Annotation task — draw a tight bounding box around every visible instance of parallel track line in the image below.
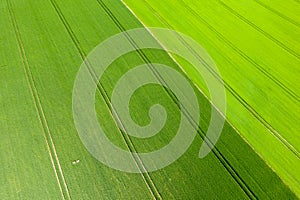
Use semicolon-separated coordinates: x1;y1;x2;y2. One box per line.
48;0;161;198
217;0;300;60
181;0;299;102
105;0;258;198
140;0;300;161
6;0;71;199
252;0;300;28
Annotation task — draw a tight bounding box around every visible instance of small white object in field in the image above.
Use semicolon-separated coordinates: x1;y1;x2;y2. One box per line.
72;159;80;165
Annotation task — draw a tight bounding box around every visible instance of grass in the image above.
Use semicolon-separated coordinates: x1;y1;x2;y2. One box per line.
0;0;298;199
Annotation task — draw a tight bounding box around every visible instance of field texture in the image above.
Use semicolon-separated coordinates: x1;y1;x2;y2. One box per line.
124;0;300;196
0;0;298;199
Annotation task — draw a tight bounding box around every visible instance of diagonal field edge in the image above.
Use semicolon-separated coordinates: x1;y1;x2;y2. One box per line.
140;0;300;160
101;0;258;198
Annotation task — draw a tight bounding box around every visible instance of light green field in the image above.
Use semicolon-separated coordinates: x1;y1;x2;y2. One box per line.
0;0;298;199
123;0;300;196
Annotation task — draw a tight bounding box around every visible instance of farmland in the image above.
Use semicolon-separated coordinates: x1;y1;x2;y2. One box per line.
0;0;299;199
124;0;300;196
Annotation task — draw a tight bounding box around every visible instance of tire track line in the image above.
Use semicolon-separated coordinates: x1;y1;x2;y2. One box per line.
107;0;257;198
188;1;299;102
252;0;300;28
182;0;299;102
217;0;300;60
48;0;161;199
179;0;300;157
93;0;163;198
6;0;71;199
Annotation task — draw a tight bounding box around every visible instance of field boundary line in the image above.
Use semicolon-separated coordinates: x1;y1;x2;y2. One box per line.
122;0;300;196
122;3;300;191
120;1;259;199
119;0;260;198
139;0;300;160
48;0;161;199
119;0;246;148
217;0;300;60
252;0;300;28
6;1;71;199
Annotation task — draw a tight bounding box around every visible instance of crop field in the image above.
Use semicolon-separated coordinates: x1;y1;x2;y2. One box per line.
0;0;299;199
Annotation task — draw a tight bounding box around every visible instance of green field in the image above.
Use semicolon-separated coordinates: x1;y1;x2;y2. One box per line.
124;0;300;195
0;0;299;199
